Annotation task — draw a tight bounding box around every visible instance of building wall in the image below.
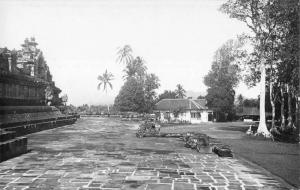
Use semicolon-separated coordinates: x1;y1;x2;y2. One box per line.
157;110;211;123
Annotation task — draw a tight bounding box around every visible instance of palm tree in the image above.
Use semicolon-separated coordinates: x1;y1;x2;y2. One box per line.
116;45;133;65
97;69;114;114
175;84;186;99
122;56;147;80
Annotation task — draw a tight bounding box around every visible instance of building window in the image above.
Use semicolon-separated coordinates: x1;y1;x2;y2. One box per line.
191;113;196;118
191;112;201;119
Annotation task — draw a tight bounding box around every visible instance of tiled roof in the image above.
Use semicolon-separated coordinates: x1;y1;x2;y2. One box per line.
193;99;208;109
236;107;271;116
154;99;208;111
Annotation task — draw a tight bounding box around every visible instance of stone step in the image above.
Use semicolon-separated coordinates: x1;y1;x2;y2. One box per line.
0;130;16;142
4;117;77;137
0;136;28;162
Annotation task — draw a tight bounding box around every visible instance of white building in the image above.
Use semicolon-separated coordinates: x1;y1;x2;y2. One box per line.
154;99;213;123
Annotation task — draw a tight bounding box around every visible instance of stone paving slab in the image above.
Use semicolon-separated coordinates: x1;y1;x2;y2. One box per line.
0;118;294;189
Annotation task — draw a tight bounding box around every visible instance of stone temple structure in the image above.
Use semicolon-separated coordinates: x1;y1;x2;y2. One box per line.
0;37;61;106
0;38;77;162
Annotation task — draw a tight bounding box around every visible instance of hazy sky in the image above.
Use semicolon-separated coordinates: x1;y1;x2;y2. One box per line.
0;0;259;106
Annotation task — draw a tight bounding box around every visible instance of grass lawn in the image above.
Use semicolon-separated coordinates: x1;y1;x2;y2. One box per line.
160;122;300;188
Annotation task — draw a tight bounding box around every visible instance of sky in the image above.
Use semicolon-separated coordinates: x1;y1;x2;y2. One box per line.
0;0;259;106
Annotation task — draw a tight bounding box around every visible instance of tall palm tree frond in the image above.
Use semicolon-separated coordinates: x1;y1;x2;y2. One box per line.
116;45;133;64
103;83;107;91
97;82;103;90
97;69;114;92
175;84;186;98
97;69;114;114
108;82;113;89
97;75;104;81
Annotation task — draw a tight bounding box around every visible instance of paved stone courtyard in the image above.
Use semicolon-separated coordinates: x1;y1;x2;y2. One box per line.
0;118;292;190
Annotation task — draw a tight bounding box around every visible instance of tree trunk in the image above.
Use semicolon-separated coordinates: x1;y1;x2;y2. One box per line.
270;82;276;129
287;84;294;130
280;83;286;130
257;62;271;137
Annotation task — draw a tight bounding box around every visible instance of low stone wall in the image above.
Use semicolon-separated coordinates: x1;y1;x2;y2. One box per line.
0;136;27;162
0;130;16;142
0;107;62;128
0;116;77;162
4;116;77;137
0;106;78;162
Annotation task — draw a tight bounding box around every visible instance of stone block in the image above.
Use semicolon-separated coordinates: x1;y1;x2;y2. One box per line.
0;130;16;142
212;145;233;157
146;183;172;190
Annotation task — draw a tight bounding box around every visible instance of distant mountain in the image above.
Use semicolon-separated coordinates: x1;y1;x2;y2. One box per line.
186;90;206;99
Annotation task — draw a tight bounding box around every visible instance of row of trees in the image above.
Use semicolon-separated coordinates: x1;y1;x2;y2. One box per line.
96;45;191;114
157;84;187;101
205;0;299;139
96;45;192;113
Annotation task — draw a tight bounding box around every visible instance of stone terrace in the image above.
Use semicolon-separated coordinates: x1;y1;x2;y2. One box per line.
0;118;292;190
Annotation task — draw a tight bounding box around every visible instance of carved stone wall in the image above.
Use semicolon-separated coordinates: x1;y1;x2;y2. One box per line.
0;38;61;106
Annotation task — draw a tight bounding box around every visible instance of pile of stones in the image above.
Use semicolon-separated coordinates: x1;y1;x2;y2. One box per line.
182;133;233;157
136;124;233;157
136;121;160;138
182;132;210;152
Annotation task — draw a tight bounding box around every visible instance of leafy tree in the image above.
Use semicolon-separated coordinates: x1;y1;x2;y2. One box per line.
274;0;299;131
220;0;274;136
243;98;259;107
206;86;235;121
144;73;160;113
97;69;114;113
204;39;244;121
115;45;160;113
114;77;145;113
157;90;177;102
175;84;186;99
235;94;244;113
197;95;206;99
